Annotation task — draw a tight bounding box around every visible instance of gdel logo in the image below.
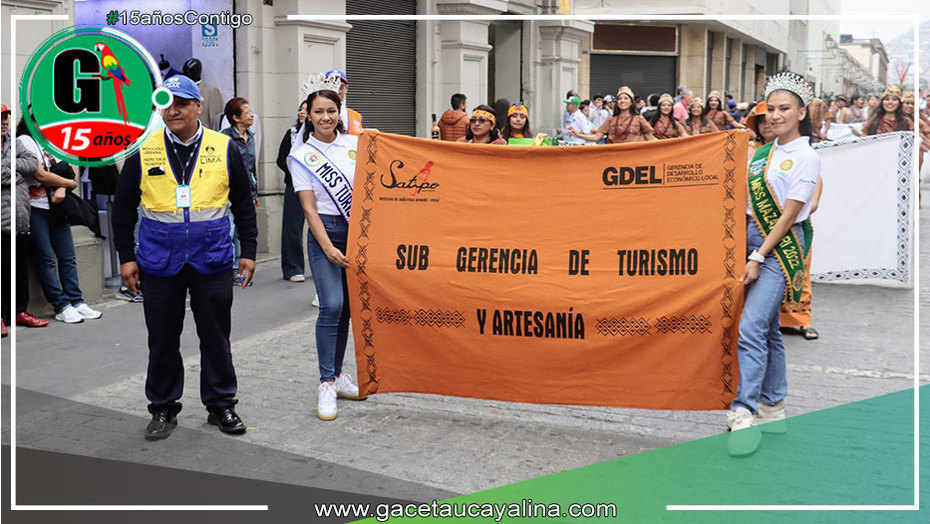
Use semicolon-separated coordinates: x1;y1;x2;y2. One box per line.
602;165;662;186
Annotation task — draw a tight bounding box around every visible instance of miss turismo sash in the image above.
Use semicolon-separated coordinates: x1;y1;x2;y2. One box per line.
289;142;353;221
747;142;812;303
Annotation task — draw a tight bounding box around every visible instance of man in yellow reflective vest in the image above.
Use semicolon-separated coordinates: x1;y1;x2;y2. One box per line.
113;75;258;440
326;69;363;135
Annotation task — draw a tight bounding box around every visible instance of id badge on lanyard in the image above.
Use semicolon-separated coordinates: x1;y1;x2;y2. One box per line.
176;185;192;208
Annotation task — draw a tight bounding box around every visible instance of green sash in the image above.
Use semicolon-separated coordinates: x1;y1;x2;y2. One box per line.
747;143;811;304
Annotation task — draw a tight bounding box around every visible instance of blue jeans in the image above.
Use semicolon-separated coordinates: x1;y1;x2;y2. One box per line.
280;184;308;279
732;220;806;413
29;207;84;313
307;214;350;383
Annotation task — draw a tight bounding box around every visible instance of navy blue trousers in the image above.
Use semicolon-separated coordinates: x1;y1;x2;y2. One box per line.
141;265;238;415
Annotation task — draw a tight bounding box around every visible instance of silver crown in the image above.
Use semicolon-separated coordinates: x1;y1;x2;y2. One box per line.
764;72;813;106
301;72;342;97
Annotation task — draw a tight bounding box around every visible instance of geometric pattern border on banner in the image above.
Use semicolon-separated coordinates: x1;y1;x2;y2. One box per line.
356;133;380;393
811;131;913;284
347;131;748;410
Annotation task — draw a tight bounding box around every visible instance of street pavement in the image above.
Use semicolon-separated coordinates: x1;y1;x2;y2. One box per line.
2;192;928;500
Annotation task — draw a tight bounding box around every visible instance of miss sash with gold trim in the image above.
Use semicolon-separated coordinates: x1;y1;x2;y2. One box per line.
747;143;812;304
288;141;354;222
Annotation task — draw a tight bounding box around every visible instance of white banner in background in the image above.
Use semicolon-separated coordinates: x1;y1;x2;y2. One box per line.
810;132;914;287
824;122;863;141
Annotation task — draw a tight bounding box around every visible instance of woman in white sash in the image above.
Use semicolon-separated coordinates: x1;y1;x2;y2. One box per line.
286;76;363;421
727;72;820;456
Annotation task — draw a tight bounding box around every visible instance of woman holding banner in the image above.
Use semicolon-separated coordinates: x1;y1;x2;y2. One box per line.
570;86;655;143
748;101;824;342
457;105;507;145
728;72;820;456
287;74;363;421
858;86;913;136
684;98;719;136
649;94;689;140
501;104;533;142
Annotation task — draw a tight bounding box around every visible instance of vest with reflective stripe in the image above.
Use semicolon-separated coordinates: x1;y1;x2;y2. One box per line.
136;129;234;277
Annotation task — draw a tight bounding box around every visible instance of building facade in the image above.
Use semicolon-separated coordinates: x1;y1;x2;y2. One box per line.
838;34;890;93
1;0;876;308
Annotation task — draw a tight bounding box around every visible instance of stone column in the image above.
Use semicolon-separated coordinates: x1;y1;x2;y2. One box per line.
728;38;743;101
438;20;493;109
743;44;756;101
535;19;594;133
709;31;727;97
247;0;350;255
434;1;506;112
678;23;706;100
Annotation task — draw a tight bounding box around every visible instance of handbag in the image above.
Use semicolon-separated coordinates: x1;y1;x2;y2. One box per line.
45;187;103;238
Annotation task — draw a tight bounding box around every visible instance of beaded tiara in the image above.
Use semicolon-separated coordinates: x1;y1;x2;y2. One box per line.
301;72;342;97
764;72;813;106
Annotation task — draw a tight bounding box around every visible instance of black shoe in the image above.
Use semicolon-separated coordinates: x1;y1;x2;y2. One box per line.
207;407;246;435
144;411;177;441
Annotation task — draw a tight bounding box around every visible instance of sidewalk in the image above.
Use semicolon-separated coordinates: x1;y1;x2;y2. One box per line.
3;207;927;498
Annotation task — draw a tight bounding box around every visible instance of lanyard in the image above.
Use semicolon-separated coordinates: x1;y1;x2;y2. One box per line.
167;133;201;185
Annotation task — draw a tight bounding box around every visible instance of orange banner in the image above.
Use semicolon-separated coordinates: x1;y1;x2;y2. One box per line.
347;131;748;410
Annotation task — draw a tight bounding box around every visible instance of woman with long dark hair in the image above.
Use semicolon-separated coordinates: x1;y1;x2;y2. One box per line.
501;103;533;142
493;98;511;134
649;94;688;140
457;105;506;144
767;97;824;343
728;72;820;456
858;86;913;135
16;118;101;323
684;98;719;136
806;98;829;143
277;100;311;282
704;90;746;131
570;86;655;143
286;78;364;420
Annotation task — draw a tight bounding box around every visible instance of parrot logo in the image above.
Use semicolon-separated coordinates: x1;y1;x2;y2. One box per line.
94;42;131;124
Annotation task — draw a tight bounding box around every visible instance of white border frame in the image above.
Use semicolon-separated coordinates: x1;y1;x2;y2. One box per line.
3;8;920;514
5;11;266;512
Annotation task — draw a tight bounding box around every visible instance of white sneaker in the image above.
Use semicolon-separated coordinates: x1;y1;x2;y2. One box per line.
311;293;320;307
727;407;762;456
55;305;85;324
318;382;337;420
289;274;305;282
755;400;787;433
73;303;102;320
334;374;362;400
